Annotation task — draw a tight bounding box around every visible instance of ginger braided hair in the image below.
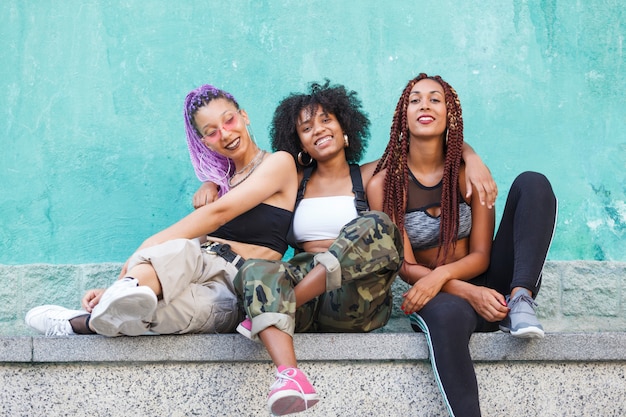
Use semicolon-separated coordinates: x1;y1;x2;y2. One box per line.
374;73;464;266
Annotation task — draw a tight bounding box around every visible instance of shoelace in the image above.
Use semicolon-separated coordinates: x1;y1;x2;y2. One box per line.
45;320;71;336
270;368;311;410
510;293;538;310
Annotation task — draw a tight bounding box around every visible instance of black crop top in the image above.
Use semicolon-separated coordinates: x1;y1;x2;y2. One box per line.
210;203;292;254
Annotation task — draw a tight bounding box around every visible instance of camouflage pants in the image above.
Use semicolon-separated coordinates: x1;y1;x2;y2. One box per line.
233;211;403;340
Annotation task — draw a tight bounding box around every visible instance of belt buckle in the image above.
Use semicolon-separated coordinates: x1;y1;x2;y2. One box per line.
204;242;243;269
201;241;224;252
214;243;231;255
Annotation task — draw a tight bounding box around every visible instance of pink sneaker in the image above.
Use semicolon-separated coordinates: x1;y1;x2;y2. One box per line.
236;316;252;339
267;367;320;416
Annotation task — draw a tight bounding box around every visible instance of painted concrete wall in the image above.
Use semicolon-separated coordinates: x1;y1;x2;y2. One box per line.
1;0;625;264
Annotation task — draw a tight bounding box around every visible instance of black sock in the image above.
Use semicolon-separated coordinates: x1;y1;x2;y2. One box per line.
69;314;96;334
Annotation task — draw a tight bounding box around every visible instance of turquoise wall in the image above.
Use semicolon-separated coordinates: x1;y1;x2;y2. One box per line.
1;0;624;264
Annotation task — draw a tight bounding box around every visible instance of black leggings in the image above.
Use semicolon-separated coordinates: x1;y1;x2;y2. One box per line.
411;171;557;417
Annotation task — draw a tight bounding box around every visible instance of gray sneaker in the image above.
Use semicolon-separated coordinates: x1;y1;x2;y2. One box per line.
499;290;545;339
90;277;157;337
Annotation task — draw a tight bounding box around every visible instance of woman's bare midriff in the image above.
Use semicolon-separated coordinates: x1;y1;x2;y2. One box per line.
205;236;283;261
413;238;470;268
300;239;335;254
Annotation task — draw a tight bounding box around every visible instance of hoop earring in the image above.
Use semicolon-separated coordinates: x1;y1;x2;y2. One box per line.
297;151;313;166
245;124;256;143
445;129;449;145
224;158;233;179
343;134;349;148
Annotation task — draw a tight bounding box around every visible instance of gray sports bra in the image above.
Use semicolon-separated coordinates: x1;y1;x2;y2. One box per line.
404;171;472;251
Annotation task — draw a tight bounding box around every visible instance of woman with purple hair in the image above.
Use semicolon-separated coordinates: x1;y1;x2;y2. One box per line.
25;85;298;337
187;88;239;208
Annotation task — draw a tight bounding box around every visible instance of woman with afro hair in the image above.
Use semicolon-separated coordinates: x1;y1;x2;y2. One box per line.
231;80;496;416
367;74;557;416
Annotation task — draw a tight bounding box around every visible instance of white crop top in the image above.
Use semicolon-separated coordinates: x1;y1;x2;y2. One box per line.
291;196;358;243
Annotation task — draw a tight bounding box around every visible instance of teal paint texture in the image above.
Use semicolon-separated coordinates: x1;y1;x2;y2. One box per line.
1;0;625;264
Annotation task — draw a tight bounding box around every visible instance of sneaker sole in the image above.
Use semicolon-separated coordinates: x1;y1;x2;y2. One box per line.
90;288;157;337
236;323;252;339
269;391;320;416
500;322;545;339
510;326;545;339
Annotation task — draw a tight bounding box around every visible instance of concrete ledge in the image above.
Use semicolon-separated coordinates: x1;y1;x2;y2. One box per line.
3;331;626;363
0;336;32;362
1;332;626;417
2;261;625;415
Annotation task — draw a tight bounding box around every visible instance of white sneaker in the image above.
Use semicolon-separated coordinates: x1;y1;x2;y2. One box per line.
89;277;157;337
25;305;88;336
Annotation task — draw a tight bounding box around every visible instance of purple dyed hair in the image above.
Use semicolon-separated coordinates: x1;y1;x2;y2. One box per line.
184;84;240;197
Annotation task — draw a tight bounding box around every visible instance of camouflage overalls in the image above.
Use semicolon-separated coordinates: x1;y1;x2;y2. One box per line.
233;210;403;340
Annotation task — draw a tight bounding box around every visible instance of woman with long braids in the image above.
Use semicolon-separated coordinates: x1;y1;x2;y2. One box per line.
231;80;497;416
367;73;558;416
26;85;297;338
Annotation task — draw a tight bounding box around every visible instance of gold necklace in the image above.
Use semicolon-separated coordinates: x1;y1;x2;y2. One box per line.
228;150;266;188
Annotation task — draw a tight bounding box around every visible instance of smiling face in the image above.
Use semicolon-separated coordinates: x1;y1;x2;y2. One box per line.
406;78;448;140
192;98;251;157
296;106;345;162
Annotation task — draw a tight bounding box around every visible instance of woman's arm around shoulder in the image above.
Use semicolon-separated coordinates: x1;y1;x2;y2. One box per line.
193;182;219;209
139;151;297;250
462;142;498;208
223;150;298;210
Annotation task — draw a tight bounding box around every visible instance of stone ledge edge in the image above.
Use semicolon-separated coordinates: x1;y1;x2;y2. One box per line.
2;332;625;363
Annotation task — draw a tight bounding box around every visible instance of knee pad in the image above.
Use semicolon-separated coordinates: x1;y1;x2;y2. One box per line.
314;251;342;291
